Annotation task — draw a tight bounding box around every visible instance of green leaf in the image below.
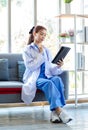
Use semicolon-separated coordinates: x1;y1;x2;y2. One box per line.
64;0;73;3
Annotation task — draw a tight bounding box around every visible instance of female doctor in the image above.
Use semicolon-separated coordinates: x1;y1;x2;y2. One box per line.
21;25;72;124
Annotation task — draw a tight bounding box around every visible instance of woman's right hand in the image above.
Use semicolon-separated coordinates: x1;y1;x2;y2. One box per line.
38;44;43;53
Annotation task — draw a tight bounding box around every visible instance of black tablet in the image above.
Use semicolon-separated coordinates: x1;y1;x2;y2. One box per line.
52;46;71;64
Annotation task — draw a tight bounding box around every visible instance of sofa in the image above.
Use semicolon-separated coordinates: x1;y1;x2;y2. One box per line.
0;54;69;104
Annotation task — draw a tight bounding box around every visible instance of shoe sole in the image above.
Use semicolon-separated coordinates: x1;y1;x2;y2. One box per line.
60;118;73;124
66;118;72;123
50;119;62;123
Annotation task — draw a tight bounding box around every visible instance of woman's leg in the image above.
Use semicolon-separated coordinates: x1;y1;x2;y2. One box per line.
36;77;65;111
50;76;66;108
36;77;72;123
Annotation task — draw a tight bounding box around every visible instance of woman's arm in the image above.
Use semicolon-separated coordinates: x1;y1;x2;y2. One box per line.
23;46;45;72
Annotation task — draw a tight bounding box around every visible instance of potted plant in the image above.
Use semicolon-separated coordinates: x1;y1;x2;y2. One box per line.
64;0;73;3
68;29;74;42
59;32;69;42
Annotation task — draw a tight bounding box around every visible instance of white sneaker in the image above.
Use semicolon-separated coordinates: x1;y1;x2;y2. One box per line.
50;111;62;123
59;110;72;123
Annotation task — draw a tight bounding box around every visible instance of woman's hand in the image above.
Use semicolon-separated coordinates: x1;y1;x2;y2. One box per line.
56;59;64;67
38;44;43;53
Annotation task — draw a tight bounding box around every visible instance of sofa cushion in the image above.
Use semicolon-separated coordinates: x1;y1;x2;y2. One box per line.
17;61;25;82
0;81;23;88
0;59;9;81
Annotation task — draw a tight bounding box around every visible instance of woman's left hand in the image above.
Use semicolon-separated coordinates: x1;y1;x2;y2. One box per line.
56;59;64;67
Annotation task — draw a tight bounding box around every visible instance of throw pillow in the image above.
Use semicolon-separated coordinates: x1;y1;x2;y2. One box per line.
0;59;9;80
17;61;25;82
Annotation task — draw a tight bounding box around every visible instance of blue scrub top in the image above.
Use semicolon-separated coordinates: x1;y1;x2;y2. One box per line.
38;63;47;78
34;44;46;78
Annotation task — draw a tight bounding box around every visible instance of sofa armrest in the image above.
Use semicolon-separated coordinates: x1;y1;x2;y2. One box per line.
59;71;69;100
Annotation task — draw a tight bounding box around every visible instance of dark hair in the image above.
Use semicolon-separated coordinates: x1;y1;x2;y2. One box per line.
29;26;35;34
27;25;47;45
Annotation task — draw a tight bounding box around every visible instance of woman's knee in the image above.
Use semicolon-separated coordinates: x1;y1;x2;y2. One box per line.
51;76;64;89
52;76;61;82
46;80;53;86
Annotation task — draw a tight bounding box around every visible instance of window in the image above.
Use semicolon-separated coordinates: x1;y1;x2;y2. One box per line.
11;0;34;53
37;0;59;57
0;0;8;53
71;0;84;14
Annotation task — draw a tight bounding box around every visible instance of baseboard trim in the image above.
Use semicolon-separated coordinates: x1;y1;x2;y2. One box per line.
0;98;88;108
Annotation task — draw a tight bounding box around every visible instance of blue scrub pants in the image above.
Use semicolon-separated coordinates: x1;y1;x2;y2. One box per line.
36;76;66;111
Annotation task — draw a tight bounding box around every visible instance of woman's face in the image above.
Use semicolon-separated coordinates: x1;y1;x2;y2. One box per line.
34;29;47;44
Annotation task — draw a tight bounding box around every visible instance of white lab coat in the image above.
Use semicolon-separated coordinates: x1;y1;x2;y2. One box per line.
21;43;63;105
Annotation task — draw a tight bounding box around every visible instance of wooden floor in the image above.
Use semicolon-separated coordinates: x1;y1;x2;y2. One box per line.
0;103;88;130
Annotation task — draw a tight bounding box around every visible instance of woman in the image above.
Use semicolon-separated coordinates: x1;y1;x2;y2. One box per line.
21;25;72;123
